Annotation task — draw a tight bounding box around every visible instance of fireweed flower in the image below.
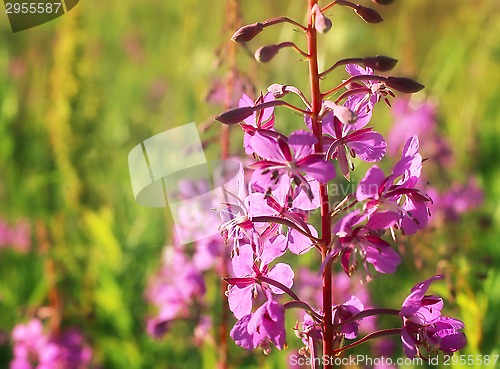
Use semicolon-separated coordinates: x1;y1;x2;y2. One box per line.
238;92;276;155
50;329;93;369
249;130;335;197
318;98;386;179
10;319;92;369
230;298;287;353
333;210;401;277
427;179;483;223
292;312;323;361
388;98;437;156
225;238;293;319
400;275;466;358
356;136;432;235
332;296;364;339
388;98;455;170
173;177;225;243
145;247;205;339
249;177;320;254
193;235;224;272
0;219;31;253
218;186;259;256
345;64;395;107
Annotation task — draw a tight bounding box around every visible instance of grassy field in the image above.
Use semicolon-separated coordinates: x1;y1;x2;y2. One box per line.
0;0;499;368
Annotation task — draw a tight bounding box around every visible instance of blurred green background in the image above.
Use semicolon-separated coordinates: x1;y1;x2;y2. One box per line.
0;0;499;368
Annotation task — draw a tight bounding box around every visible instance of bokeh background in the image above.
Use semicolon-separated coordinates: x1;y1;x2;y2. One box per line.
0;0;499;368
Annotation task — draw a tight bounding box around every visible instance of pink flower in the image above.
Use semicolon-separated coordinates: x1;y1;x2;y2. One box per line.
10;320;92;369
250;130;335;197
388;98;437;156
145;247;205;339
332;296;364;339
400;275;467;358
249;177;319;254
226;237;293;319
333;210;401;277
356;136;432;235
238;92;276;155
345;64;395;108
321;101;386;179
230;299;287;353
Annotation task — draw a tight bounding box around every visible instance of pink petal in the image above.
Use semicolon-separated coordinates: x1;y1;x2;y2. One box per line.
228;285;254;319
260;235;287;266
356;165;385;201
267;263;294;294
231;244;254;277
289;130;317;160
251;132;286;162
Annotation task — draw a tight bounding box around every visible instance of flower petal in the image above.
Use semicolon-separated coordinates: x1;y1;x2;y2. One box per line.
267;263;294;294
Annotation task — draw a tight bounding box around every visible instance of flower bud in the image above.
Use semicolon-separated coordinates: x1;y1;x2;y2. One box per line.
255;45;280;63
385;77;425;93
215;106;253;124
231;22;264;43
268;83;289;98
371;0;395;5
334;105;358;125
316;15;332;34
324;101;357;125
355;5;384;23
363;55;398;72
312;4;333;34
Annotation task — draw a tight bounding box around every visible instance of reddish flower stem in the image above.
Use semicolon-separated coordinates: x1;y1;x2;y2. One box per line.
333;328;402;355
258;276;301;301
306;1;334;367
322;74;387;98
332;308;400;331
263;16;308;31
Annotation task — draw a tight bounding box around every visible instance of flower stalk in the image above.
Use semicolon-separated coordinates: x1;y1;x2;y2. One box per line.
213;0;466;366
306;0;335;366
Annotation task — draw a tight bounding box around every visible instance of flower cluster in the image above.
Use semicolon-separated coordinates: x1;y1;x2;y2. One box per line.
213;0;467;365
10;319;92;369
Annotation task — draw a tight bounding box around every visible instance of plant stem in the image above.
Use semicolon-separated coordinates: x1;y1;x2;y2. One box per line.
263;16;308;31
283;300;324;322
332;328;402;355
322;74;387;98
306;1;333;367
332;308;400;331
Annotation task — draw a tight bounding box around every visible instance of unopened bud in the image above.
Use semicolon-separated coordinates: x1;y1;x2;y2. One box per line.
316;15;332;34
363;55;398;72
371;0;394;5
324;101;357;125
268;83;289;98
334;105;357;125
215;106;253;124
312;4;332;34
385;77;425;93
355;5;384;23
255;44;280;63
231;22;264;43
